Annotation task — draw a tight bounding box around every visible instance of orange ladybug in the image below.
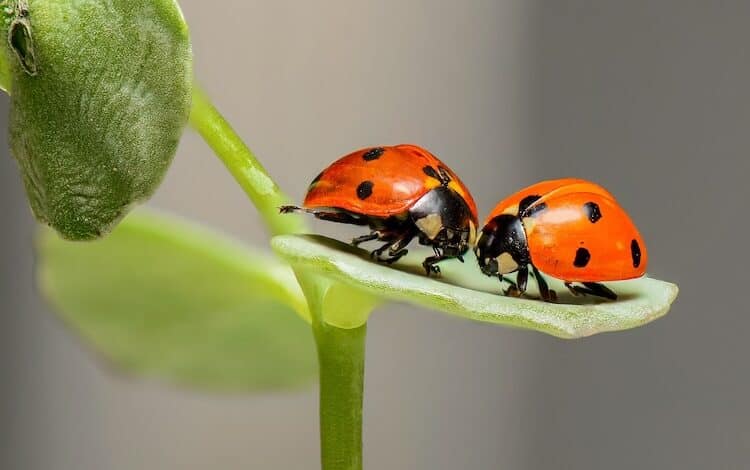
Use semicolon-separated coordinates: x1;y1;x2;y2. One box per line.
474;178;647;301
280;144;478;275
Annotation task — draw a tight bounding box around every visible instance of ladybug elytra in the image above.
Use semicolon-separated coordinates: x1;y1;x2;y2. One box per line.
281;144;478;275
474;178;647;301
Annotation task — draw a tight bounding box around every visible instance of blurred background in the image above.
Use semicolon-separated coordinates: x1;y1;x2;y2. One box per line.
1;1;748;468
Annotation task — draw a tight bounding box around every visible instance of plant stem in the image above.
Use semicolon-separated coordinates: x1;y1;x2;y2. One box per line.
314;320;367;470
191;84;367;469
188;85;306;236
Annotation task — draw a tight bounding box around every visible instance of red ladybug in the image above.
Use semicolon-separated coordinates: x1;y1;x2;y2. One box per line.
281;144;478;275
474;178;647;301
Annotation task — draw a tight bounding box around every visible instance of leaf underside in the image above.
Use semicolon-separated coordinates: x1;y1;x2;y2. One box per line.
38;211;316;392
272;234;678;339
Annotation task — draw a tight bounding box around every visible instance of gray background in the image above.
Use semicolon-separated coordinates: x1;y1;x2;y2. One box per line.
0;1;747;469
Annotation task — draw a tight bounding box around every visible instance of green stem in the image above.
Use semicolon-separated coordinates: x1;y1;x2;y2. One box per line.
191;85;367;469
188;85;306;236
314;321;366;470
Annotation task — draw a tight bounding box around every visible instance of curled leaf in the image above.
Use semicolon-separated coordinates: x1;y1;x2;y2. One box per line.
7;0;192;240
272;234;678;338
7;1;36;76
38;211;316;391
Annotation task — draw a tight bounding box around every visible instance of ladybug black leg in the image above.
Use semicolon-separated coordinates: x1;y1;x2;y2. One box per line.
382;249;409;264
352;232;379;246
565;282;618;301
499;275;518;295
531;265;557;302
422;246;445;276
370;232;414;265
506;265;529;297
381;233;414;264
585;282;617;300
564;282;581;297
279;205;300;213
370;242;393;261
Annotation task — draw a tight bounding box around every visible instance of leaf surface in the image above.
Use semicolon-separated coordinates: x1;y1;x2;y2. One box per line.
272;234;678;338
39;211;316;391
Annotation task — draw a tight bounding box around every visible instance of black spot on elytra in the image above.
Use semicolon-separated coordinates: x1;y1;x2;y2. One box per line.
518;195;540;213
356;180;374;200
423;166;440;180
631;239;642;268
363;147;385;161
573;247;591;268
519;195;546;217
583;201;602;223
526;202;547;217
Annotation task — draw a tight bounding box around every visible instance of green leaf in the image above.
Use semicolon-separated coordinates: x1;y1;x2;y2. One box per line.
38;211;317;392
272;235;679;339
0;39;10;92
7;0;192;240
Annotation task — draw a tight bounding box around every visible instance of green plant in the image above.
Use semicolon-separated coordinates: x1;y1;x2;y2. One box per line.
1;2;678;469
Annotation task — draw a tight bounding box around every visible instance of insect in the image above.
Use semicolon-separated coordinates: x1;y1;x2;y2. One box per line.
474;178;647;301
280;144;478;275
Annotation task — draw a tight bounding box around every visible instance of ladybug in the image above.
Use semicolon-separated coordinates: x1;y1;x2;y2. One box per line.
474;178;647;301
280;144;478;275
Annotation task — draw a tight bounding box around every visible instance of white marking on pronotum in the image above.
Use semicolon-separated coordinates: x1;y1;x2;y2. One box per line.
415;213;443;240
468;220;477;246
497;252;519;274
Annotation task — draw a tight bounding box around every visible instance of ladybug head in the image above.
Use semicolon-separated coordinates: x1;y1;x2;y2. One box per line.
436;225;472;259
475;214;530;276
409;186;477;258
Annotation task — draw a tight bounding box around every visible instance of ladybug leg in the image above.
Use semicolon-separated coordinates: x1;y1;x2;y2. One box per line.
279;205;300;213
499;275;517;289
505;265;528;297
422;247;445;276
351;232;379;246
500;275;523;297
531;265;557;302
370;242;393;261
564;282;582;297
371;232;414;265
584;282;617;300
382;250;409;264
382;235;413;264
565;282;618;301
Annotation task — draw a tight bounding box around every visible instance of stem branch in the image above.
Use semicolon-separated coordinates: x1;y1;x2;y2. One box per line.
314;321;366;470
189;85;306;236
